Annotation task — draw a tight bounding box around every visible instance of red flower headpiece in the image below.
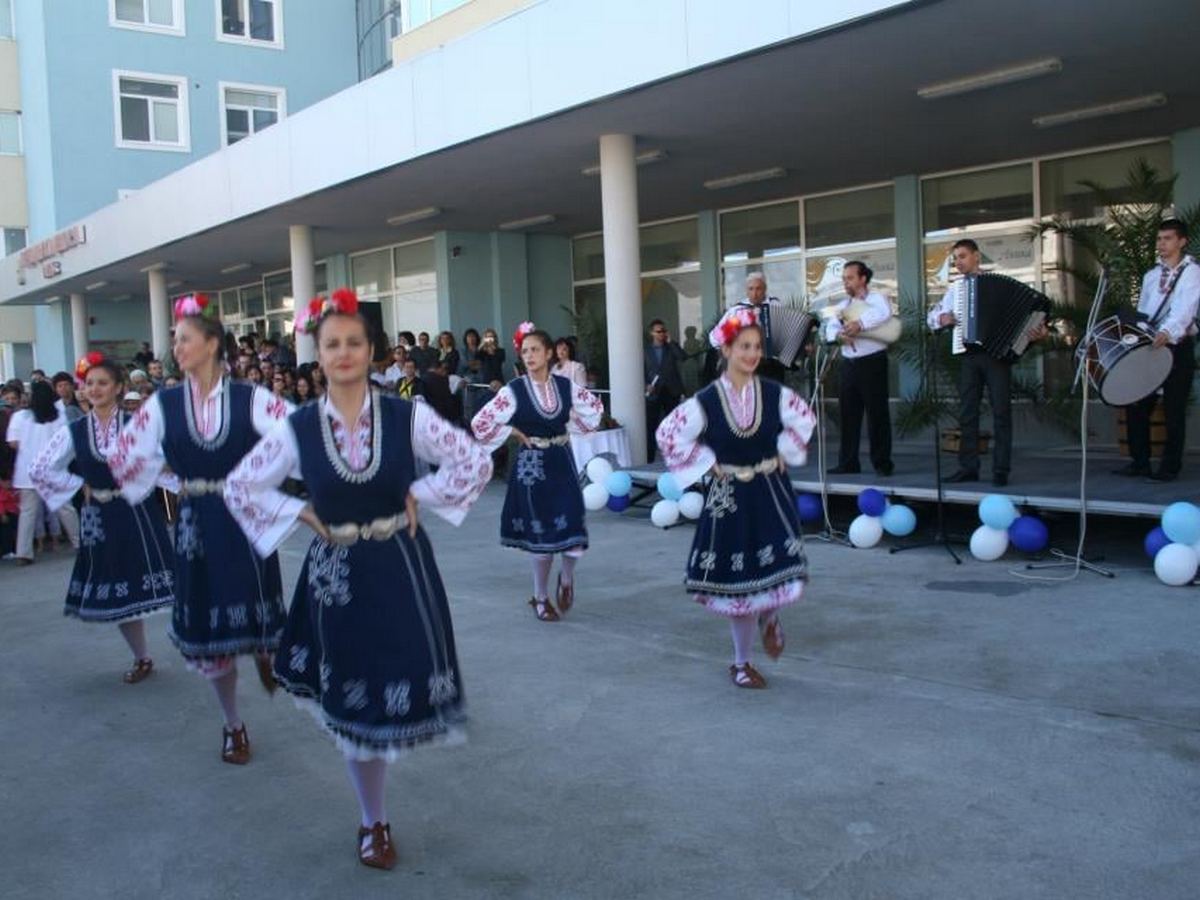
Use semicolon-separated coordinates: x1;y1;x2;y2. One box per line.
295;288;360;335
173;292;217;323
512;321;537;352
75;351;106;382
709;306;760;349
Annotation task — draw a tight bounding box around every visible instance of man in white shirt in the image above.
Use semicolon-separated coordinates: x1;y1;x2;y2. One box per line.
734;272;787;383
824;261;894;476
1116;218;1198;481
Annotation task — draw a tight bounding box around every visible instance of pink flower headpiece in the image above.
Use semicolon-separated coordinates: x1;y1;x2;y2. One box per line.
512;321;537;352
709;306;760;349
75;351;106;383
295;288;360;335
173;293;217;323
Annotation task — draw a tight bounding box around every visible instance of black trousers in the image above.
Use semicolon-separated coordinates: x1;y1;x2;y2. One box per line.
838;351;892;470
958;349;1012;475
1126;338;1195;474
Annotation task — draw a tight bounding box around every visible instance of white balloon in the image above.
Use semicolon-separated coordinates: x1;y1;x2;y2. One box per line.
585;456;614;485
678;492;705;520
650;499;681;528
848;514;883;549
1154;543;1199;587
969;525;1009;561
582;482;609;511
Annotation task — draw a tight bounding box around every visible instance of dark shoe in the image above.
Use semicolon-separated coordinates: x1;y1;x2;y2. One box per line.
875;462;895;476
123;658;154;684
1112;463;1150;477
14;557;32;567
358;822;397;870
729;663;768;689
528;597;560;622
992;473;1009;487
253;652;278;696
221;724;251;765
555;574;574;616
827;464;861;475
1148;470;1179;482
944;469;979;484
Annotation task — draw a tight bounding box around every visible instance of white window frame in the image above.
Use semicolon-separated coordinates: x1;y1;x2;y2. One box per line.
112;69;191;152
3;226;28;257
218;81;286;146
109;0;186;36
0;109;21;155
215;0;284;49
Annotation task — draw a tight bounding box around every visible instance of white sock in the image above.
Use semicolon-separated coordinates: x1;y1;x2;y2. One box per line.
346;758;389;828
730;616;757;665
531;554;553;601
211;665;241;729
560;552;580;587
118;620;149;661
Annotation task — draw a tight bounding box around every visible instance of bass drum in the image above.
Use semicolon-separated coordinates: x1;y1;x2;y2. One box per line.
1078;316;1172;406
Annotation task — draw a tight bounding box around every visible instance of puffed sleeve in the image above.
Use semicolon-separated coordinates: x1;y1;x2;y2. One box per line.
823;299;848;343
777;386;816;466
470;384;518;452
29;426;81;512
223;420;306;557
409;402;493;526
110;394;168;505
250;385;294;436
655;397;714;489
1159;265;1200;342
569;381;603;433
927;283;957;330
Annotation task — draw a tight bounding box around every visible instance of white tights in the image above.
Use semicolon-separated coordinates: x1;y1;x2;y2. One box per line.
346;758;389;827
117;619;148;661
529;550;583;600
729;615;757;665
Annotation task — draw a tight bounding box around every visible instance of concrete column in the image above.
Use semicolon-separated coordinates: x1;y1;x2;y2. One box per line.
599;133;646;465
147;268;171;361
69;293;88;363
893;174;924;397
290;225;317;365
697;210;722;325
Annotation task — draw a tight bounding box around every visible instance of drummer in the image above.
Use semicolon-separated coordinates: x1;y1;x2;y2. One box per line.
1114;218;1198;482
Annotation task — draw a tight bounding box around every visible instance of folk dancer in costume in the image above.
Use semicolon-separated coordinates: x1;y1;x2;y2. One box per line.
29;354;175;683
109;294;292;765
734;271;788;383
471;323;604;622
225;291;492;870
823;260;895;476
656;307;816;689
926;239;1048;487
1114;218;1198;482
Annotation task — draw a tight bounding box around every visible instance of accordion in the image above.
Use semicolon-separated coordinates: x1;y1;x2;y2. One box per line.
764;303;817;368
952;273;1051;360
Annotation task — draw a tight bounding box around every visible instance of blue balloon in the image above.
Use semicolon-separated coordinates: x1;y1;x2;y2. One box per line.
656;472;683;501
979;494;1018;530
857;488;887;518
1143;526;1170;560
1008;515;1049;553
1161;501;1200;545
606;493;631;513
880;504;917;537
605;471;633;498
795;492;823;524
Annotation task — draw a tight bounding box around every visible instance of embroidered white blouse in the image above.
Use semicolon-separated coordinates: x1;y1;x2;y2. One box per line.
224;391;493;557
109;376;292;505
470;374;604;452
655;375;816;488
30;411;180;512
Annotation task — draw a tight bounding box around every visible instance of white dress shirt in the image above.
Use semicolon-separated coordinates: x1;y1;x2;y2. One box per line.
1138;255;1199;344
823;290;892;359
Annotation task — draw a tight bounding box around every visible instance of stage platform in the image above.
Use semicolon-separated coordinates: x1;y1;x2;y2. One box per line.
622;443;1200;520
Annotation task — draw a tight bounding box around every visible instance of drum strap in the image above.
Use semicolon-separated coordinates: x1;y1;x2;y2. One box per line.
1146;258;1190;329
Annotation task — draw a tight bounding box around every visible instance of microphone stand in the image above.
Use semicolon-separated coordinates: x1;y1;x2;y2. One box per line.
890;323;964;563
807;340;851;546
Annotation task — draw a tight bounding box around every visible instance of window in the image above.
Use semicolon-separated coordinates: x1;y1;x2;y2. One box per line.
220;84;284;145
0;0;13;39
3;227;26;257
111;0;184;34
805;185;894;249
0;111;20;155
922;164;1033;233
113;71;190;151
219;0;282;46
1040;141;1172;221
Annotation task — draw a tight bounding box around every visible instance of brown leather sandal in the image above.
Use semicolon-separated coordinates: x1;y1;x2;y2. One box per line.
123;658;154;684
759;614;785;660
253;652;278;696
555;574;574;615
528;597;560;622
729;663;768;689
358;822;397;870
221;724;251;765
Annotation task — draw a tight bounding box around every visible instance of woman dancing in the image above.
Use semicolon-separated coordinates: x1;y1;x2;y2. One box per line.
109;294;291;763
224;290;492;869
30;354;175;682
656;308;815;688
471;323;603;621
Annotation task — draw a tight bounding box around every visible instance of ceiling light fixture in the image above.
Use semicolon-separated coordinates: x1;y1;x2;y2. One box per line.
917;57;1062;100
580;149;668;176
220;262;252;275
704;167;787;191
386;206;442;227
1032;93;1167;128
167;280;184;289
84;280;108;291
498;214;557;231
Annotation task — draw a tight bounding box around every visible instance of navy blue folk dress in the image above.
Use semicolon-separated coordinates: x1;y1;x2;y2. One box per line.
158;381;286;662
684;378;808;615
64;413;175;622
273;395;465;759
499;375;587;554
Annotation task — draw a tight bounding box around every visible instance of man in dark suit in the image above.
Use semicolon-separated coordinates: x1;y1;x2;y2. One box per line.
644;319;686;462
